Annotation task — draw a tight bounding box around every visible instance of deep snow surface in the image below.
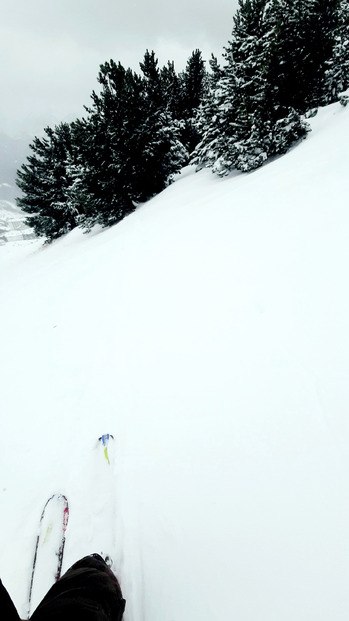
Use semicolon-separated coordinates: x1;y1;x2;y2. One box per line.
1;100;349;621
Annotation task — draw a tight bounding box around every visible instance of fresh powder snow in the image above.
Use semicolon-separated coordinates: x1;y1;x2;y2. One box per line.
1;99;349;621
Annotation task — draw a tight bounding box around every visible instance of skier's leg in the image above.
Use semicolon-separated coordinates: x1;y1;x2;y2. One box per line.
30;554;125;621
0;580;21;621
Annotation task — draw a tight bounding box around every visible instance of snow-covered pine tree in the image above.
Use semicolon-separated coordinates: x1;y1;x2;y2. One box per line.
133;50;187;200
190;55;228;172
266;0;341;111
179;49;208;154
192;0;309;175
192;0;273;174
76;53;186;229
78;60;144;228
324;0;349;103
63;118;96;230
266;0;313;113
262;0;310;154
160;60;185;120
182;49;208;114
223;0;273;171
64;162;93;230
310;0;341;105
16;123;81;241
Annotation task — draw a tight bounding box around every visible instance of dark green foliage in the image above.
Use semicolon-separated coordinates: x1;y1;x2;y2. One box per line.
16;123;81;241
265;0;340;111
16;3;349;238
182;49;207;115
324;0;349;102
160;61;184;119
136;51;188;200
192;0;347;175
178;49;208;154
160;50;208;154
17;52;191;238
79;54;187;229
266;0;316;113
78;60;145;228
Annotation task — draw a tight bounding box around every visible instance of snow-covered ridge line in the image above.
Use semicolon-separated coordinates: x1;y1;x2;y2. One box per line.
0;200;35;244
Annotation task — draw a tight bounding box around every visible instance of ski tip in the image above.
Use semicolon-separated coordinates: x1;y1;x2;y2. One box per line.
98;434;114;445
98;434;115;466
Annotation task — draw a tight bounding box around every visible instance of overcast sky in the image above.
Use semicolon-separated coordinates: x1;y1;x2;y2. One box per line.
1;0;239;139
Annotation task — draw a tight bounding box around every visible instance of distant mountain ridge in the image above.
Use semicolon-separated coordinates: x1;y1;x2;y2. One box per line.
0;134;35;243
0;198;35;244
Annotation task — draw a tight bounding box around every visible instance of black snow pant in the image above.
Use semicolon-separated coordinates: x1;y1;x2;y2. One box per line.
1;554;126;621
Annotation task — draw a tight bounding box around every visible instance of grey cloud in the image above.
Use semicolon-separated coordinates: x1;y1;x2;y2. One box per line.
0;0;238;137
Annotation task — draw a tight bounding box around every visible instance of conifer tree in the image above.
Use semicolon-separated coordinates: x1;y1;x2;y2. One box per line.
193;0;272;173
311;0;341;104
161;61;184;119
134;50;187;200
78;60;145;228
192;0;309;175
266;0;341;111
182;49;207;115
16;123;81;240
77;53;187;230
190;55;226;170
179;50;208;153
324;0;349;102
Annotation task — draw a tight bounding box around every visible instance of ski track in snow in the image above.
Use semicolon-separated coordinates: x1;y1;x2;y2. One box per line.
1;99;349;621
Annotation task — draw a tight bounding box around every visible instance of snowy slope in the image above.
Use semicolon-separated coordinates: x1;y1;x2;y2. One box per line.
1;100;349;621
